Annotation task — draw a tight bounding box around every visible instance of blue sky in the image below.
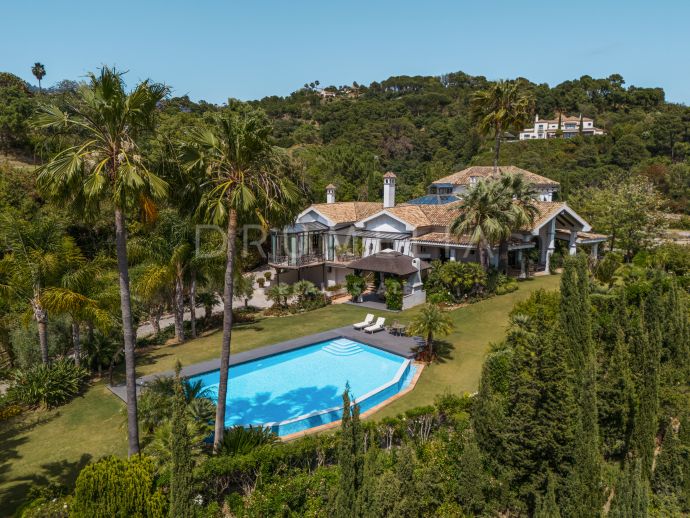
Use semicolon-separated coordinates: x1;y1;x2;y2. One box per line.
3;1;688;104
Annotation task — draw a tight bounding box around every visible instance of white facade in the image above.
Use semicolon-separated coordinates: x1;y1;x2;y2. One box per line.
519;114;605;140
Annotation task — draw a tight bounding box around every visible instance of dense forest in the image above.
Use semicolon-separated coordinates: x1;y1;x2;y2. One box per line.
1;68;689;517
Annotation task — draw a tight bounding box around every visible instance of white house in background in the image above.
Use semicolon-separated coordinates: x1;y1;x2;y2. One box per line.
519;113;605;140
269;168;607;308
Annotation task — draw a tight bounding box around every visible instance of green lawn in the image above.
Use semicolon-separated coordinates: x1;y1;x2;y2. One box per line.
0;274;559;514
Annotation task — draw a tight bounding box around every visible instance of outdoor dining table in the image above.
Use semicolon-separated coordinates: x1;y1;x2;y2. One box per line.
389;323;406;336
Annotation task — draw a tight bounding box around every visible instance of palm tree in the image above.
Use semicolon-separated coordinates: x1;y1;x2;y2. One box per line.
495;173;539;272
471;80;534;173
41;253;115;366
182;109;298;451
31;62;46;93
34;66;168;455
449;179;513;269
407;303;454;361
266;282;293;309
0;215;75;364
130;210;194;343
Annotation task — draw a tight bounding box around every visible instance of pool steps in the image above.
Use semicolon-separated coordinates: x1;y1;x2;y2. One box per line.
322;338;364;356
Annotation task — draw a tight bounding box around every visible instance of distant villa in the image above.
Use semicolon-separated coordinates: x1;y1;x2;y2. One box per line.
519;113;605;140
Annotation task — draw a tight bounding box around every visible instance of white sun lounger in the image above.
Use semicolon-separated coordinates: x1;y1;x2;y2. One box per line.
353;313;375;330
364;317;386;334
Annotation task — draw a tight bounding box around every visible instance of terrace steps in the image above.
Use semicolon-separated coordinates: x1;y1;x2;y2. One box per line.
322;338;364;356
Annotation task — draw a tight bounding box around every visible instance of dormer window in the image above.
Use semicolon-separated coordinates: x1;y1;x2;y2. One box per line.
469;176;479;185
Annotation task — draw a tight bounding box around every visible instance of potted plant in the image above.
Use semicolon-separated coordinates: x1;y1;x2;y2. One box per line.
257;277;265;288
263;271;272;287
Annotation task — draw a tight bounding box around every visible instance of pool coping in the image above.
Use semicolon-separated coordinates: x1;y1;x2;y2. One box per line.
107;325;419;403
280;361;426;441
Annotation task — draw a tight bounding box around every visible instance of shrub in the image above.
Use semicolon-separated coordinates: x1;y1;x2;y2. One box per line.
345;273;366;301
263;271;272;281
425;261;487;302
218;425;280;456
384;277;403;310
7;359;89;408
71;455;166;518
257;277;265;288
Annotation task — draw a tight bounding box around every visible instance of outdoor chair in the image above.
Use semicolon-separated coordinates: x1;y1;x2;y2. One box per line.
353;313;375;330
364;317;386;334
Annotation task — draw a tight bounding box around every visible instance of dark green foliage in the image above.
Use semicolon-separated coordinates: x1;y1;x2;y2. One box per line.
383;277;403;310
71;455;166;517
7;358;89;408
534;473;562;518
169;365;195;518
218;425;280;456
345;273;366;301
609;458;649;518
335;388;363;518
456;433;488;515
424;260;487;302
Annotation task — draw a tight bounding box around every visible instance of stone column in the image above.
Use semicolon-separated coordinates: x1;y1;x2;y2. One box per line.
591;242;599;259
449;248;456;262
544;219;556;273
568;230;578;256
518;250;526;279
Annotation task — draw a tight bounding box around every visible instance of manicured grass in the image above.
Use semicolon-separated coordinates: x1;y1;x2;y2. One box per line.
0;275;559;514
375;274;560;418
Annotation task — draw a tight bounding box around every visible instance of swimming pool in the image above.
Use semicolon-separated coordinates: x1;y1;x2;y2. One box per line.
187;338;416;436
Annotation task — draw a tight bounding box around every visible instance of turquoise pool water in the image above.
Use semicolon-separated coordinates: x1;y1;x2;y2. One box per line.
187;338;416;436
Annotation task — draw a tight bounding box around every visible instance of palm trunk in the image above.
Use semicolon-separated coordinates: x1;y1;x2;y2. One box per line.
87;321;94;346
204;303;213;321
493;126;501;174
114;207;140;456
427;332;434;359
213;209;238;452
32;298;49;364
174;269;185;343
72;321;81;367
498;239;509;274
190;270;197;338
150;306;162;336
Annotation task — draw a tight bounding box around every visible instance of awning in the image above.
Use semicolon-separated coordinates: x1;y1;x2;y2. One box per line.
281;221;329;233
353;230;411;240
348;251;430;276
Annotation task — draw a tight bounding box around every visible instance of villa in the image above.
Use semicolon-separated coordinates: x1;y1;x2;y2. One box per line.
519;113;605;140
269;166;607;308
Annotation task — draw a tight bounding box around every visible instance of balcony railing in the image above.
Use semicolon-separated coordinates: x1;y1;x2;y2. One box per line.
270;253;324;267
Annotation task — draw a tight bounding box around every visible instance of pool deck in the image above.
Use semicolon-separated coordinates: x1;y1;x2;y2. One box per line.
107;326;419;402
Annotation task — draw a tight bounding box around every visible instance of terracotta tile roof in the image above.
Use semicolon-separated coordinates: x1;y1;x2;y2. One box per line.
410;232;534;249
431;166;559;188
530;201;568;230
387;201;463;227
577;231;608;241
310;202;383;225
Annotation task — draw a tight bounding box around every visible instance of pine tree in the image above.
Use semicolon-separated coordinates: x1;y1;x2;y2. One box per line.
534;472;562;518
169;362;194;518
335;387;363;518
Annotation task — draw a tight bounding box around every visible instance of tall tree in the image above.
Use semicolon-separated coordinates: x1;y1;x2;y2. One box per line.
0;215;76;364
471;79;534;172
182;109;298;451
35;66;168;455
496;173;539;272
449;179;513;269
335;388;363;518
559;255;602;516
31;62;46;93
169;362;194;518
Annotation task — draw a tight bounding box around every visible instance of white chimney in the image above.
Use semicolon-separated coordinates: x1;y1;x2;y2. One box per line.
383;172;396;208
535;114;539;122
326;184;336;204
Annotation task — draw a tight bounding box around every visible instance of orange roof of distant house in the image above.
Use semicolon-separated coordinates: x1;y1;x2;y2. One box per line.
431;166;559;188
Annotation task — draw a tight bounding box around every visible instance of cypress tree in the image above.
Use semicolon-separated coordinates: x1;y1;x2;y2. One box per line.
652;420;685;501
599;323;637;459
169;362;194;518
534;472;562;518
629;310;659;481
457;434;488;515
609;458;649;518
335;387;363;518
559;255;602;516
